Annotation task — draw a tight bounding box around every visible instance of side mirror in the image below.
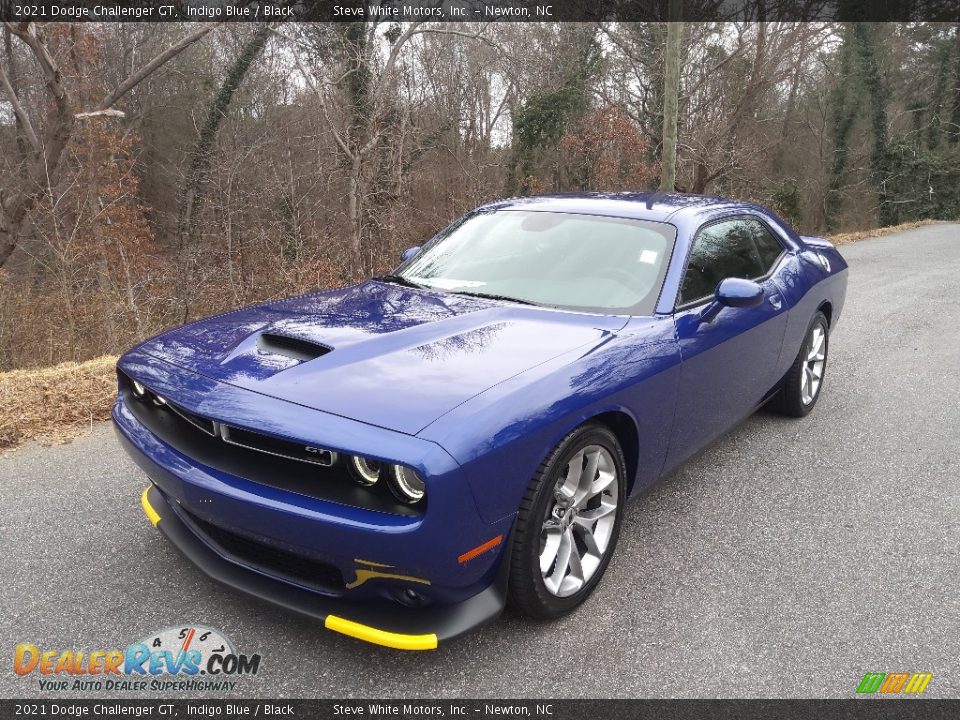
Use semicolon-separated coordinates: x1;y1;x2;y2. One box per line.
700;278;763;323
400;246;421;263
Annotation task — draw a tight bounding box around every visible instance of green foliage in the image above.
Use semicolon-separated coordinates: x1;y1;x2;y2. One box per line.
340;22;371;143
852;23;897;227
825;26;858;232
951;25;960;145
276;191;299;262
926;43;951;151
191;25;272;181
506;87;584;194
771;178;802;227
826;23;904;230
887;139;960;222
823;22;960;230
177;23;272;247
505;28;599;195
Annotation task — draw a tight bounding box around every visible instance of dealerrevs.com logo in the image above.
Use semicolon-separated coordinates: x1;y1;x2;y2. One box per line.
13;625;261;692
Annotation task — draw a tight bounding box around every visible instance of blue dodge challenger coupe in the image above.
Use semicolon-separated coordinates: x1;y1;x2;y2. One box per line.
115;193;847;650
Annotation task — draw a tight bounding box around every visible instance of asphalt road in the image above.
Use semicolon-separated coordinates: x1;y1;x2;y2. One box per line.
1;224;958;699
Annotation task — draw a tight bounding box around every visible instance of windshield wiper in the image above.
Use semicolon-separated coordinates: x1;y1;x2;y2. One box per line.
449;290;538;306
372;274;426;289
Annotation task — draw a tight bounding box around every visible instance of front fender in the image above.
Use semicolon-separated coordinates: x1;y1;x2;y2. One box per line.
419;318;682;524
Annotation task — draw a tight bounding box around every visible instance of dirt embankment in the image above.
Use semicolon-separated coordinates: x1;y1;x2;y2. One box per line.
0;356;117;451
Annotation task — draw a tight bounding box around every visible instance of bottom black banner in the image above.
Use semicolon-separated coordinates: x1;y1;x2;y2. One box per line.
1;699;958;720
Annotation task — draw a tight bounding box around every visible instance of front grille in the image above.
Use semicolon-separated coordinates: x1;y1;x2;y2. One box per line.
182;509;344;592
118;371;422;517
168;402;217;436
220;424;337;467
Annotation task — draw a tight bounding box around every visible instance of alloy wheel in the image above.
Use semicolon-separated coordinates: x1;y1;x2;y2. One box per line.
801;323;826;405
538;445;619;597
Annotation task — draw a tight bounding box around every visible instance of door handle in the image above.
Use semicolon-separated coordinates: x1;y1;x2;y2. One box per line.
768;294;783;310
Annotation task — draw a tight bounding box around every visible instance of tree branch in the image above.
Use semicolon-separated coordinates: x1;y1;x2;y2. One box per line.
5;22;65;99
97;23;218;111
0;21;218;270
273;28;353;159
0;58;39;151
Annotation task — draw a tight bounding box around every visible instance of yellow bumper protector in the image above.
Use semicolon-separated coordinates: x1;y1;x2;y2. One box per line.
325;615;438;651
141;487;435;649
141;486;160;527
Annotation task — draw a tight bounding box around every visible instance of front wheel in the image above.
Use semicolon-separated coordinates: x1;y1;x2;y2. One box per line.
771;311;829;417
508;423;627;619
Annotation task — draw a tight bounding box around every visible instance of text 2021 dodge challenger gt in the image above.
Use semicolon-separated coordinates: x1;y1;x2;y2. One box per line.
115;192;847;650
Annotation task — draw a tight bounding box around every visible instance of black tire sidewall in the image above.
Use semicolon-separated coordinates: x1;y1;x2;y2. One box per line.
511;424;628;618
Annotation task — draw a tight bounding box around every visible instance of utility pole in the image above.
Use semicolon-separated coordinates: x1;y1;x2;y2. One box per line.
660;0;683;192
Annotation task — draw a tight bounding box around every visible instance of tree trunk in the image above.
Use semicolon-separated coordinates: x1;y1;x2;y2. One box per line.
773;31;808;173
659;2;683;192
3;26;29;161
348;153;363;269
949;22;960;144
853;23;897;227
174;23;272;320
0;22;215;272
824;25;858;232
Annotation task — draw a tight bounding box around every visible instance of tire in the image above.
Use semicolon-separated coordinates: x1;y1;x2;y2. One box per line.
771;311;829;417
508;423;627;619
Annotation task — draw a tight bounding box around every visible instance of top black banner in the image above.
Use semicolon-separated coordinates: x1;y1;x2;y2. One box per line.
0;0;958;23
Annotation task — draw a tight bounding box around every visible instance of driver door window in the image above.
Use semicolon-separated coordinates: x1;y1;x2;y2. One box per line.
678;218;778;306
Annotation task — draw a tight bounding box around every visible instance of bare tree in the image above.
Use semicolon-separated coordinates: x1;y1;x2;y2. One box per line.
0;21;217;270
280;21;488;273
175;23;275;321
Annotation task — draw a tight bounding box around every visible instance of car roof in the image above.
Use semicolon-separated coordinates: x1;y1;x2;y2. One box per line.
474;192;768;224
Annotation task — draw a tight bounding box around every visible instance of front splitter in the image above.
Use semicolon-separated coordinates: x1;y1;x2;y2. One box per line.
140;483;509;650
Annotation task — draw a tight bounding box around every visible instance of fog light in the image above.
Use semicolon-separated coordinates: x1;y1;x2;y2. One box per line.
349;456;382;486
387;464;425;504
153;394;167;406
131;380;146;398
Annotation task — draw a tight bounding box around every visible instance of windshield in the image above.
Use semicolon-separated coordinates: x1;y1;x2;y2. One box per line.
397;210;677;314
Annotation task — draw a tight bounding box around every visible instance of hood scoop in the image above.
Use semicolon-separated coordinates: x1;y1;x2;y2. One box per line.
257;332;332;362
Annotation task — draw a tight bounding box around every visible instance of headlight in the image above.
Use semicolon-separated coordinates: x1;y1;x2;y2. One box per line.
387;464;426;504
131;380;146;399
349;456;382;487
153;394;167;406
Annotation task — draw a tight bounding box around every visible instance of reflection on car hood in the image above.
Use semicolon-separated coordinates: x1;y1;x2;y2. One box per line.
136;280;625;434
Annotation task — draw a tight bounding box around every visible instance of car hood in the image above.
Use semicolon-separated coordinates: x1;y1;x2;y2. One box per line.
135;281;625;435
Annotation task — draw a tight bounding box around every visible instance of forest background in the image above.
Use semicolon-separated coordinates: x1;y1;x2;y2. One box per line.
1;20;958;371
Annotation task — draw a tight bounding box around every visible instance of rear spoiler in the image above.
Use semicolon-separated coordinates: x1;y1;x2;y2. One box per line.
800;235;835;250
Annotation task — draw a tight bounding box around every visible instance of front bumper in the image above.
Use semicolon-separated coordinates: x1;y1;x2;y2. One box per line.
140;482;509;650
114;350;515;649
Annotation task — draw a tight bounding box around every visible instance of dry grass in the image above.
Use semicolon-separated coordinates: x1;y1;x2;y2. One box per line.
0;355;117;453
0;217;950;453
827;219;943;246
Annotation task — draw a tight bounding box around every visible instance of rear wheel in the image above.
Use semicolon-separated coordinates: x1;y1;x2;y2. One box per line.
771;311;829;417
508;423;627;619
